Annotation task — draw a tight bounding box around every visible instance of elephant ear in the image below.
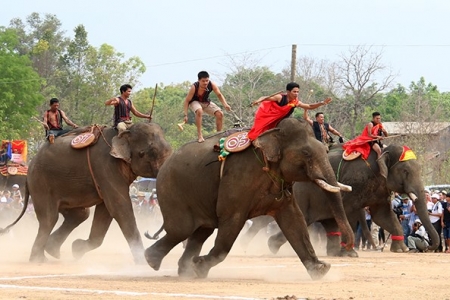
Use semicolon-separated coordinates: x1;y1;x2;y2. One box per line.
377;150;389;179
253;128;281;162
110;131;131;164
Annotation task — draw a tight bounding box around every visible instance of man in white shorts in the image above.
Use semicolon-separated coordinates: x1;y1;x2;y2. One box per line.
183;71;231;142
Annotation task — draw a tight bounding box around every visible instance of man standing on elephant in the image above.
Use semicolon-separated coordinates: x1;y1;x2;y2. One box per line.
183;71;231;143
303;110;344;148
105;84;152;133
43;98;79;144
248;82;332;140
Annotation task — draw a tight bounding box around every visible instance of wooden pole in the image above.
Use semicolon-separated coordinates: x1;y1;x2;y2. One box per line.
290;44;297;82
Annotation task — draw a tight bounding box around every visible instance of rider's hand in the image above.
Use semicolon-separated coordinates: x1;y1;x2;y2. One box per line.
339;136;344;143
323;97;332;105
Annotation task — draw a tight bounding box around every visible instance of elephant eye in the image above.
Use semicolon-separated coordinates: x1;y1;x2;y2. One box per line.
302;150;311;157
139;150;145;158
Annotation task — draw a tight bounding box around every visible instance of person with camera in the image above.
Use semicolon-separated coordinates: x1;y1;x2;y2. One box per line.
397;193;413;245
407;219;430;253
429;193;444;252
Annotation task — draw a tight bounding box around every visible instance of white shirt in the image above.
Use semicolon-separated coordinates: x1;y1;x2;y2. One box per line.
429;201;443;223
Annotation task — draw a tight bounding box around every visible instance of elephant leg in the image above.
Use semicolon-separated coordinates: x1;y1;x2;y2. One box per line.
191;216;247;278
72;203;113;260
267;231;288;254
45;208;90;259
371;206;408;253
145;233;188;271
106;200;145;264
321;219;358;257
178;227;215;277
30;200;59;263
274;201;330;280
239;216;272;249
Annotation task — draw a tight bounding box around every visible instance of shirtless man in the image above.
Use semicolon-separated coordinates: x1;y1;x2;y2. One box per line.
43;98;78;144
183;71;231;142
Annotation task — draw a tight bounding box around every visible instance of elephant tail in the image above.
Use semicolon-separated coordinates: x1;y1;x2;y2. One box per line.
0;178;30;235
144;225;164;240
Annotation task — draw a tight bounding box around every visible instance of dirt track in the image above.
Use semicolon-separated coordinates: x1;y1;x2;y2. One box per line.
0;214;449;300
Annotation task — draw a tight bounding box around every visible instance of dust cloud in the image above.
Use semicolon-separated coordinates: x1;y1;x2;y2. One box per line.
0;209;328;283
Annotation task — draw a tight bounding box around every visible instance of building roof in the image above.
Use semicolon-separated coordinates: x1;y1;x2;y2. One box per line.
383;122;450;135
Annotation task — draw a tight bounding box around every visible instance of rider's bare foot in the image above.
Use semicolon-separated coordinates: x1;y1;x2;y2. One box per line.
198;137;205;143
48;134;55;144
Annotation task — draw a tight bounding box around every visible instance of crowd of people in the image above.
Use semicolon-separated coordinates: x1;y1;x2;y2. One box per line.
0;184;34;222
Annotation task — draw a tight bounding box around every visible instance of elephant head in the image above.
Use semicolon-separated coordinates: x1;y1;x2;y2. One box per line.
378;144;439;250
110;122;172;178
254;118;342;193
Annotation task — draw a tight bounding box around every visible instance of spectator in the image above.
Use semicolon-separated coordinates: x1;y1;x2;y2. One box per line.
11;184;22;202
408;219;429;253
442;193;450;253
429;193;443;252
399;193;413;245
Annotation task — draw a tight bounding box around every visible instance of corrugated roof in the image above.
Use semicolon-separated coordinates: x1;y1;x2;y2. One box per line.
383;122;450;135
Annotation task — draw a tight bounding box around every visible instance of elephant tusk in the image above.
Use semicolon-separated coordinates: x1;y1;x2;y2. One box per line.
338;182;352;192
409;192;418;202
314;179;340;193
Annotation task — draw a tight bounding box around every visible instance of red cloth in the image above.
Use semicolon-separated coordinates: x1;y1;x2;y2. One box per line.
248;98;298;140
342;123;383;159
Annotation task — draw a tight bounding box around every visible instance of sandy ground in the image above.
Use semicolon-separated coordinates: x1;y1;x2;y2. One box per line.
0;211;449;300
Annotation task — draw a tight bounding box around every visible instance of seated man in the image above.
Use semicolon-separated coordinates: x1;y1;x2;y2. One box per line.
343;111;388;159
43;98;78;143
105;84;151;133
303;110;344;148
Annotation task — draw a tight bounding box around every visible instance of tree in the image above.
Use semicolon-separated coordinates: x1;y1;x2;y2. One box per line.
0;27;44;139
335;45;396;137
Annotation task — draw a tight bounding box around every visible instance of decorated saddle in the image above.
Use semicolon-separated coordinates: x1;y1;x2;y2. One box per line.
69;125;107;149
214;129;252;161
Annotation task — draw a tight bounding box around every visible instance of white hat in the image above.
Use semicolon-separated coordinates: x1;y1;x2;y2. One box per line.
431;193;440;199
414;219;421;224
152;188;156;192
12;184;19;188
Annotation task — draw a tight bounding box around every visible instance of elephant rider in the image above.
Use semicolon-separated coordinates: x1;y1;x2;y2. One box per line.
343;112;388;160
43;98;79;144
183;71;231;143
248;82;332;140
303;110;344;149
105;84;152;134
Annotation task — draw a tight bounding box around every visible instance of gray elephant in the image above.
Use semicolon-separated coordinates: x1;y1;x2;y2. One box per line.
0;123;172;263
144;118;354;280
265;144;439;255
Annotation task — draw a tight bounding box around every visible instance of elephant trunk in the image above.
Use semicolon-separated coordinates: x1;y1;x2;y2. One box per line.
413;192;439;251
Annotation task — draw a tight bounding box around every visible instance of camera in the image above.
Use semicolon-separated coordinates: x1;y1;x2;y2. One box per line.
428;209;432;213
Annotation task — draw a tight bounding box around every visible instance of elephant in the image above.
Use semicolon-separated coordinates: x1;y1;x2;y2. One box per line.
0;122;172;263
144;118;354;280
263;144;439;255
0;173;27;196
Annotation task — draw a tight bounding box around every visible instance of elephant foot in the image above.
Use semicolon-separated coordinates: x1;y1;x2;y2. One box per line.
29;252;48;263
178;264;196;278
390;241;408;253
339;247;359;258
268;235;283;255
72;239;88;260
192;256;211;279
144;247;163;271
133;253;147;265
45;241;61;259
305;260;331;281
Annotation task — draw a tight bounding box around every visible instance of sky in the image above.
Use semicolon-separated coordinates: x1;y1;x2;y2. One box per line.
3;0;450;92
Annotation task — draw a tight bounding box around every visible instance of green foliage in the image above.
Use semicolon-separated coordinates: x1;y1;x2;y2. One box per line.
0;27;44;139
